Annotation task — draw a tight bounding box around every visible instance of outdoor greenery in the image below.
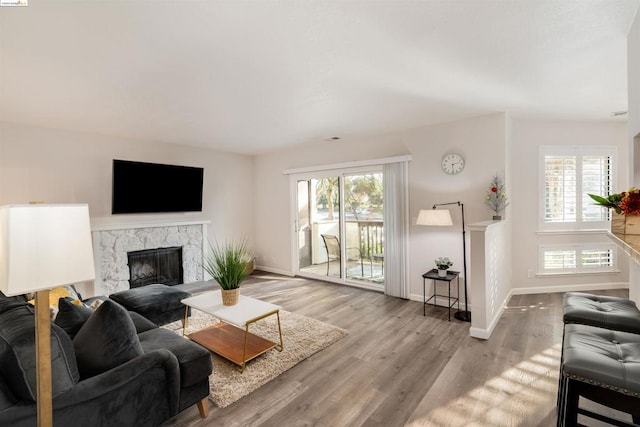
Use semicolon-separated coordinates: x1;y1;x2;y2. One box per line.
315;174;383;220
202;239;250;290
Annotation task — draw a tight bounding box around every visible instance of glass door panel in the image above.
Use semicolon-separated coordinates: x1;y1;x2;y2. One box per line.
297;176;342;278
344;173;384;284
296;180;312;270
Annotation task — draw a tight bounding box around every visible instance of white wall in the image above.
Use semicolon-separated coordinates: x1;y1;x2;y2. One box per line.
510;118;629;292
0;121;255;246
253;113;509;301
629;10;640;185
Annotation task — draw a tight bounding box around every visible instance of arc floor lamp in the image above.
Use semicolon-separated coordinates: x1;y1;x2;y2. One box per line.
416;201;471;322
0;204;95;427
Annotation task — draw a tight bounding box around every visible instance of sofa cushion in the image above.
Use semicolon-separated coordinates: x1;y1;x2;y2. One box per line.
54;297;94;338
128;311;158;333
138;328;212;388
0;305;80;401
73;299;143;378
0;291;27;315
0;373;17;411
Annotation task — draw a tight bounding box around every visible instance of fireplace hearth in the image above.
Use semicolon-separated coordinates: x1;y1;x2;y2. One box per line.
127;246;184;288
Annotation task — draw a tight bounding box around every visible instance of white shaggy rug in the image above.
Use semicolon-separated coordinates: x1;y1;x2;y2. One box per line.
163;309;348;408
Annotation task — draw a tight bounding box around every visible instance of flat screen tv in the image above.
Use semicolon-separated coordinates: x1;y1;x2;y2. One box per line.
112;159;204;214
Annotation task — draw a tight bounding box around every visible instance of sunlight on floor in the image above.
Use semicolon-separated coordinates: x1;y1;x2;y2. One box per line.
408;345;561;426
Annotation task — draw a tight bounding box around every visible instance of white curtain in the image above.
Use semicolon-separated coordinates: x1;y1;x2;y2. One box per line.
383;161;410;298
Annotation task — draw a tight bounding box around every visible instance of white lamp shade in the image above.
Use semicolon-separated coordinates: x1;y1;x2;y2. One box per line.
416;209;453;226
0;204;95;296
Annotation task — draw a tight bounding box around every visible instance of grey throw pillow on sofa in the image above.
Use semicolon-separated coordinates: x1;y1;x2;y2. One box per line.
54;298;94;338
73;299;143;378
0;305;79;401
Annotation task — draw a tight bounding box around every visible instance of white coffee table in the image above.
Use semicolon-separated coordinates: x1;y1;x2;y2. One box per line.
181;290;283;372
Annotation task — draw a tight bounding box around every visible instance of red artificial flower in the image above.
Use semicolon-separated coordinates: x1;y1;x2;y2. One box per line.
491;187;498;193
619;189;640;215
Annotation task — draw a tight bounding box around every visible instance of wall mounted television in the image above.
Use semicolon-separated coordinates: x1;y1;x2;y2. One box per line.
112;159;204;214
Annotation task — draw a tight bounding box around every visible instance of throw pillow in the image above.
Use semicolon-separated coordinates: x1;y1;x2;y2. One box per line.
27;286;85;321
54;298;94;338
73;300;143;378
0;305;80;401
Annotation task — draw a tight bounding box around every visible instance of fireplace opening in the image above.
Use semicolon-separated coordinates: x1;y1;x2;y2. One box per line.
127;246;184;288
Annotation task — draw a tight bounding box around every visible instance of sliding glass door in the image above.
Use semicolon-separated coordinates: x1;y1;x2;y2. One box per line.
294;168;384;288
343;172;384;284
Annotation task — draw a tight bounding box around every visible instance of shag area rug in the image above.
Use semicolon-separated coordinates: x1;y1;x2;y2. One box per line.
163;309;348;408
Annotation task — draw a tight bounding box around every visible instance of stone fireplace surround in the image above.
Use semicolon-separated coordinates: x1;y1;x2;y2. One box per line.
91;219;210;296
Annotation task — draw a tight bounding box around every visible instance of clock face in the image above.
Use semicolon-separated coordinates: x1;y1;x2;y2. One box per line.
441;153;465;175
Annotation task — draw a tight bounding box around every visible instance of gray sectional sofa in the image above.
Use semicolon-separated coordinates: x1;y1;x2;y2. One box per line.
0;292;213;427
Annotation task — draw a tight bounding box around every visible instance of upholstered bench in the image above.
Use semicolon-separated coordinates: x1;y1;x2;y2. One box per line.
558;292;640;408
558;324;640;426
110;284;191;326
562;292;640;333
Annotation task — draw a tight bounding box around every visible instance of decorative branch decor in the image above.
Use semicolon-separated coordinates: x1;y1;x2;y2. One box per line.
485;174;509;219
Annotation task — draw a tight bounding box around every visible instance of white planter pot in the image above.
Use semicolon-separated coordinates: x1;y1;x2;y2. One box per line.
438;268;447;277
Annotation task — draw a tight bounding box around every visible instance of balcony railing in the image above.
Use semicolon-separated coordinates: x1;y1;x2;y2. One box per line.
351;220;383;262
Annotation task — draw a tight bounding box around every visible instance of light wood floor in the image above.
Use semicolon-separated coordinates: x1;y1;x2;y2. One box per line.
162;272;628;427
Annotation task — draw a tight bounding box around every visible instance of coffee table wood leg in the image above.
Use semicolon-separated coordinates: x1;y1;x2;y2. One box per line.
241;324;250;373
276;310;283;351
182;307;189;336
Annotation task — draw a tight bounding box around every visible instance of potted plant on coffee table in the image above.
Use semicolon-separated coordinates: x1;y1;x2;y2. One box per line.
203;238;250;306
435;257;453;277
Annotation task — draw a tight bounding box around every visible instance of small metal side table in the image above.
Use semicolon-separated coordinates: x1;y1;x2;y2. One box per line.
422;269;460;321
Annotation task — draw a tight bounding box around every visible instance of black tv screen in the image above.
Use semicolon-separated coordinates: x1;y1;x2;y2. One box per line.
112;160;204;214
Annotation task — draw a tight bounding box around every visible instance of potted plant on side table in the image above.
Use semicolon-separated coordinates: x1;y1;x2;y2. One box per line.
203;239;250;306
435;257;453;277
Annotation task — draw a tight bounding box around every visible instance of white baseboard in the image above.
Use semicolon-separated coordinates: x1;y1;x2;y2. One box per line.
469;288;513;340
254;265;295;277
511;282;629;295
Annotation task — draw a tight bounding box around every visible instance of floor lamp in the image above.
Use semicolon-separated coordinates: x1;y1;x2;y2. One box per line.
0;204;96;427
416;201;471;322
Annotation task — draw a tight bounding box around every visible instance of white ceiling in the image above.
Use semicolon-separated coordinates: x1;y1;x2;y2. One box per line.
1;1;638;155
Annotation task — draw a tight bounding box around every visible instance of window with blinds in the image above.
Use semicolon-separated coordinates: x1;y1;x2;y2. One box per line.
540;147;615;230
540;244;616;274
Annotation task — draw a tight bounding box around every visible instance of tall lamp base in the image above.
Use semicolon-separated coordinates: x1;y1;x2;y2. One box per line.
454;310;471;322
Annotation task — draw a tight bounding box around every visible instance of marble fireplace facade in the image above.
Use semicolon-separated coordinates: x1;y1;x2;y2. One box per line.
91;220;208;296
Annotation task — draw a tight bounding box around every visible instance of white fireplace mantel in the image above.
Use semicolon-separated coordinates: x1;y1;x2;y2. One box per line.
91;216;211;232
90;217;210;296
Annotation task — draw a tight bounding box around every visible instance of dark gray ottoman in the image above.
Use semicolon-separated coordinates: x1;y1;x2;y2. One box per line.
558;324;640;426
563;292;640;333
110;284;191;326
558;292;640;408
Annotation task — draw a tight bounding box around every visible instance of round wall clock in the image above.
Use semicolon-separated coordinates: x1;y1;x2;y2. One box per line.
441;153;465;175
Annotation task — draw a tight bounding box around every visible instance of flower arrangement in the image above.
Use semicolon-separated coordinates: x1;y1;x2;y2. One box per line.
435;257;453;270
485;174;509;217
588;188;640;215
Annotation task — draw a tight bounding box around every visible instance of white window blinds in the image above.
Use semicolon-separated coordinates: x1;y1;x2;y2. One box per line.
540;244;616;274
540;147;615;231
